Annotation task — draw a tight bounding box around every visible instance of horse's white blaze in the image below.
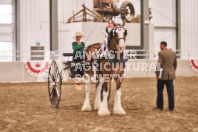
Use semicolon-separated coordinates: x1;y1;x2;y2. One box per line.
116;28;126;51
116;28;124;37
94;77;103;110
81;75;92;111
98;91;110;116
113;89;126;115
119;39;125;51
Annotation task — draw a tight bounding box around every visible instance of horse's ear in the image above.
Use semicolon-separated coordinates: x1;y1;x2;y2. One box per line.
122;20;126;26
112;20;118;27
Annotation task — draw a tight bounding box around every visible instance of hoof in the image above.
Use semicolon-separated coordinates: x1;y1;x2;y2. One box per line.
98;107;110;116
81;104;92;111
113;107;126;115
94;103;101;110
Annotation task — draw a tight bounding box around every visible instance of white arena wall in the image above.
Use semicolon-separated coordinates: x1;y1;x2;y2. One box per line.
59;0;176;52
0;59;197;83
58;23;153;55
58;0;198;58
149;0;176;52
180;0;198;59
15;0;50;61
1;0;196;61
0;0;197;83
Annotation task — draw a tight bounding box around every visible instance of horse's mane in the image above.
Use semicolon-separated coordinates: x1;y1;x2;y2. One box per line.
107;29;113;48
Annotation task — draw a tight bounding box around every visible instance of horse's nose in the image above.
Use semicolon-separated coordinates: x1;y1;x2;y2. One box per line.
120;45;126;51
119;39;126;51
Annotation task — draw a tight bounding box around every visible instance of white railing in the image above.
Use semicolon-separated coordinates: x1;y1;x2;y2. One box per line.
0;49;197;62
146;50;193;60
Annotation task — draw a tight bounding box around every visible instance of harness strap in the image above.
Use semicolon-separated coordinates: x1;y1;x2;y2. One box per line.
106;58;128;63
113;37;125;44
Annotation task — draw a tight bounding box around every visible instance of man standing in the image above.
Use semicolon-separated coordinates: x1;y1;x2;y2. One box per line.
155;41;177;111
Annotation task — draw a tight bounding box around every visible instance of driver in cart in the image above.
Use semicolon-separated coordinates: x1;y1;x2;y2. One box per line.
72;31;86;90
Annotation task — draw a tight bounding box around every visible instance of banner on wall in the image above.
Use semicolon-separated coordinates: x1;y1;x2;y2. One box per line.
189;60;198;73
24;60;50;77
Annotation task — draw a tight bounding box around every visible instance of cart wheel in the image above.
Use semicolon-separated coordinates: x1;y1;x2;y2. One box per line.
48;60;62;108
120;1;135;23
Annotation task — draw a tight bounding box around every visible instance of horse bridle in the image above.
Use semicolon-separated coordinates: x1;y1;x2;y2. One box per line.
112;25;127;50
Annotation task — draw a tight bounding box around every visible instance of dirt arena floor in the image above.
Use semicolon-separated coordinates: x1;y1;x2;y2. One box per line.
0;77;198;132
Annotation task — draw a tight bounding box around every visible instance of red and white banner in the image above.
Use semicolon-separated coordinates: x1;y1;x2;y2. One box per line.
24;61;50;77
190;60;198;73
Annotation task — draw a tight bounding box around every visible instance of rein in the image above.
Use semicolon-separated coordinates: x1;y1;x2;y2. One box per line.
113;37;125;45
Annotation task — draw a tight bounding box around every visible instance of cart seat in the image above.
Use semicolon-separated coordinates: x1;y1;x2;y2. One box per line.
63;53;73;57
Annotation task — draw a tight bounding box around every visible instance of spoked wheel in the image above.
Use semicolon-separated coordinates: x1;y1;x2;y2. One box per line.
48;60;62;108
120;1;135;23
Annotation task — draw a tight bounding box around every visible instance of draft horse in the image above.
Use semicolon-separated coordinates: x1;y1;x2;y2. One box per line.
81;21;127;116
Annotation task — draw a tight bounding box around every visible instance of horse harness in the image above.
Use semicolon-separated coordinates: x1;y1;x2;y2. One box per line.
90;26;128;64
111;25;127;50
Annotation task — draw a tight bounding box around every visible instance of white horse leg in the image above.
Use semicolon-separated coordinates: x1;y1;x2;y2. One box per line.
81;77;92;111
94;77;103;110
113;88;126;115
98;83;110;116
